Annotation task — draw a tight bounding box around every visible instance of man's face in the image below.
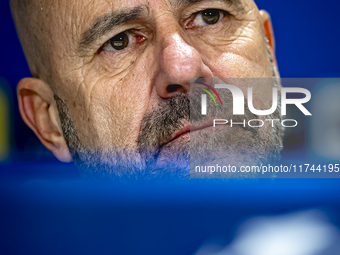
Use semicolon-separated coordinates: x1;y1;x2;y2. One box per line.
14;0;282;178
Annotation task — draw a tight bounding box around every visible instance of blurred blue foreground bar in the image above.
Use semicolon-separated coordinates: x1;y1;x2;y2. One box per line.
0;161;340;255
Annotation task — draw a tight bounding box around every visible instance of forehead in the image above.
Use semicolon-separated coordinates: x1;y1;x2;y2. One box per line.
37;0;253;75
45;0;246;34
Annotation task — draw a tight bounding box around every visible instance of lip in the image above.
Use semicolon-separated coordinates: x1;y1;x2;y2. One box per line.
168;120;215;143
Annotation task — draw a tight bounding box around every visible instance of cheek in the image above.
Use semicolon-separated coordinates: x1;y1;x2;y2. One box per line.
195;26;274;110
64;64;153;150
198;45;275;112
194;19;272;79
205;40;270;79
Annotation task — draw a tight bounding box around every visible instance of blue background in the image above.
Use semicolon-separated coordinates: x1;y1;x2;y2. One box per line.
0;0;340;254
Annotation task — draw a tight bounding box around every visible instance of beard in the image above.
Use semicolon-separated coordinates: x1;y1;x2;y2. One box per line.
54;77;283;181
139;77;283;179
54;92;192;181
188;78;283;178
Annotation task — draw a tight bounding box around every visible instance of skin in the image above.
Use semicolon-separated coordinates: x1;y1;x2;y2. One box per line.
11;0;281;178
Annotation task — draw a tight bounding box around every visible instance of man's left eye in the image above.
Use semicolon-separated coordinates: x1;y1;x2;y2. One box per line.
188;9;224;28
201;9;222;24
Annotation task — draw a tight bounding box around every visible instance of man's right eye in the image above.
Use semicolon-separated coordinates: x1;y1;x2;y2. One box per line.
104;32;130;51
100;31;146;53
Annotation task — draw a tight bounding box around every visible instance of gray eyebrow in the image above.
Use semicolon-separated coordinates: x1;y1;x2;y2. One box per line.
174;0;243;9
79;5;150;50
79;0;243;51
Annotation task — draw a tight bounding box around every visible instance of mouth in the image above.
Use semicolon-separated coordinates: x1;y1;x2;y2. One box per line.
167;120;215;144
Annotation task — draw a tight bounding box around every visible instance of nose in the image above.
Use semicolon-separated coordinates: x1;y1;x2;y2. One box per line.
154;33;212;99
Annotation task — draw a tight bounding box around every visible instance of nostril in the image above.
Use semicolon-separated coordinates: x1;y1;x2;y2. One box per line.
167;84;184;93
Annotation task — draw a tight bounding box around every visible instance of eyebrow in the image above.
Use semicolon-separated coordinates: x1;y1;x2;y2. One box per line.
79;5;150;50
175;0;242;7
79;0;243;50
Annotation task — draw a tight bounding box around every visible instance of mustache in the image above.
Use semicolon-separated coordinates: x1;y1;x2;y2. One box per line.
137;87;259;156
138;93;190;153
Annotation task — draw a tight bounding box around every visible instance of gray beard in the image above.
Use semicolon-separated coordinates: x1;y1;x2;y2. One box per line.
54;81;283;181
54;44;283;181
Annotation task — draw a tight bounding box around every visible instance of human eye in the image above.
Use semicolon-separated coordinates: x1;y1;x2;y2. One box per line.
186;9;226;29
100;31;146;52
